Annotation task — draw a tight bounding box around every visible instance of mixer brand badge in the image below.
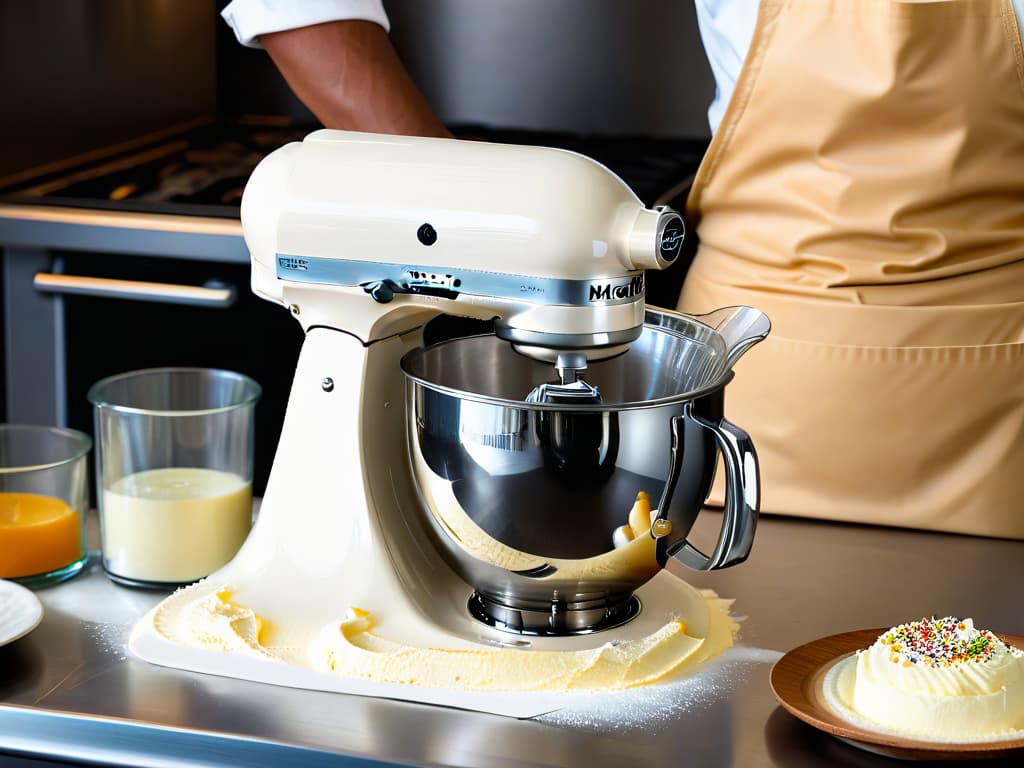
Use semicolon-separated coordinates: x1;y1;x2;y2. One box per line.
278;257;309;271
588;274;644;302
659;223;685;261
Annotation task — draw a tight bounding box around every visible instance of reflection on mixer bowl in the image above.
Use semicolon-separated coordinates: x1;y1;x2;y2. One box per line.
401;308;764;634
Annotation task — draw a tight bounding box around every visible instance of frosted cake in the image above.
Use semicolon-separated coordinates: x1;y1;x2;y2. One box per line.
826;617;1024;741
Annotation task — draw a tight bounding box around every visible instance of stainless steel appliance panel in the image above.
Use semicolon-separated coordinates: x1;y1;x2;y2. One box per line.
386;0;716;138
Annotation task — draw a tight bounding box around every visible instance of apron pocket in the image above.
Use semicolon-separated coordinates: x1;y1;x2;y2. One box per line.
681;271;1024;538
719;334;1024;538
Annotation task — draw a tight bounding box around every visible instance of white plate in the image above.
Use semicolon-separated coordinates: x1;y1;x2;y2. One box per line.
0;579;44;647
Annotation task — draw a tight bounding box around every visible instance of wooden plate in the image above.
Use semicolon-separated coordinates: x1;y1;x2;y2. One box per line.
770;628;1024;760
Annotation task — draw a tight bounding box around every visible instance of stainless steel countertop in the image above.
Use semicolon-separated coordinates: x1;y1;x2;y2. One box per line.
1;511;1022;768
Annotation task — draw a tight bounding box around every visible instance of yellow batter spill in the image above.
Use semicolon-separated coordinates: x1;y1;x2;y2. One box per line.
313;608;698;691
153;588;281;661
152;584;737;693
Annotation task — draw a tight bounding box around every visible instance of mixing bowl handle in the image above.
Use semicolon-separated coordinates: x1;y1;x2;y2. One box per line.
666;403;760;570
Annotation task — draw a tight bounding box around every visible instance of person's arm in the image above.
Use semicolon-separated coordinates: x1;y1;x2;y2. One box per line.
260;20;450;138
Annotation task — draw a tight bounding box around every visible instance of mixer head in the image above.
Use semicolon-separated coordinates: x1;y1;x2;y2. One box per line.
240;129;684;364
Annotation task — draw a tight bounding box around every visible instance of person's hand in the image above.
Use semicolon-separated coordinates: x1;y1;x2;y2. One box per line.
261;20;451;138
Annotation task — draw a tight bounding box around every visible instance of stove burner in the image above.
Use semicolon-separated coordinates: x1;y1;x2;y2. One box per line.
0;120;308;218
0;119;707;218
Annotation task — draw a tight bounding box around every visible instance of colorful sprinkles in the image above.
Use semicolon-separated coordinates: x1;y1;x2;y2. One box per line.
877;617;1012;668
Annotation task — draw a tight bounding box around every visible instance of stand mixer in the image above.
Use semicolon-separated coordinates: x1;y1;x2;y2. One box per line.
131;130;770;712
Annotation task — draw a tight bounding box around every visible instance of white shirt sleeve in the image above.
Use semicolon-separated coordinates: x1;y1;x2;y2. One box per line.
221;0;390;48
693;0;757;135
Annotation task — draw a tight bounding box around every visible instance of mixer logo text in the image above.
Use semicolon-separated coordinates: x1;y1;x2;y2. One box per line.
588;274;644;302
278;256;309;271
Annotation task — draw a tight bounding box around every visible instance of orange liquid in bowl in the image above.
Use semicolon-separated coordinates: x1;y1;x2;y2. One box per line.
0;492;83;578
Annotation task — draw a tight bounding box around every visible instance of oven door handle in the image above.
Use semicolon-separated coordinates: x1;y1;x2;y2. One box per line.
32;273;237;308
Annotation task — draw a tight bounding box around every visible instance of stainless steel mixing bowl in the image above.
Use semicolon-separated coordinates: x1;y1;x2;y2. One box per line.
401;306;770;634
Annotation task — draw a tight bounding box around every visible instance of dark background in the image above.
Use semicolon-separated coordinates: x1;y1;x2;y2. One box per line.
0;0;715;178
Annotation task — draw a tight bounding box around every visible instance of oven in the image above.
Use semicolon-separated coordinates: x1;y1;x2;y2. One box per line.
0;0;712;496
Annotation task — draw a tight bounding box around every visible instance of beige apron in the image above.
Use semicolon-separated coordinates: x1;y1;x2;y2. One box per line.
677;0;1024;538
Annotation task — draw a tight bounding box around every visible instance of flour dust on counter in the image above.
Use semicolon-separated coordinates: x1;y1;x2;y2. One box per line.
87;620;131;663
538;645;783;733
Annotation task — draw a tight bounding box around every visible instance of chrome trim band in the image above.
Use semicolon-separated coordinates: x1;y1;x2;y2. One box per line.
495;324;641;350
468;593;641;636
275;254;644;306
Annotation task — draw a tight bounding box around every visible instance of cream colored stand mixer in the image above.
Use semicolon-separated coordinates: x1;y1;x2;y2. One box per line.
131;130;770;714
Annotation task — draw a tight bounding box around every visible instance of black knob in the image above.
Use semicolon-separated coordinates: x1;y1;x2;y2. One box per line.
417;223;438;246
364;280;395;303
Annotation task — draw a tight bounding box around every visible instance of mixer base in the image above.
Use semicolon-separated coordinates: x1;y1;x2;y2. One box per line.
468;592;642;636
